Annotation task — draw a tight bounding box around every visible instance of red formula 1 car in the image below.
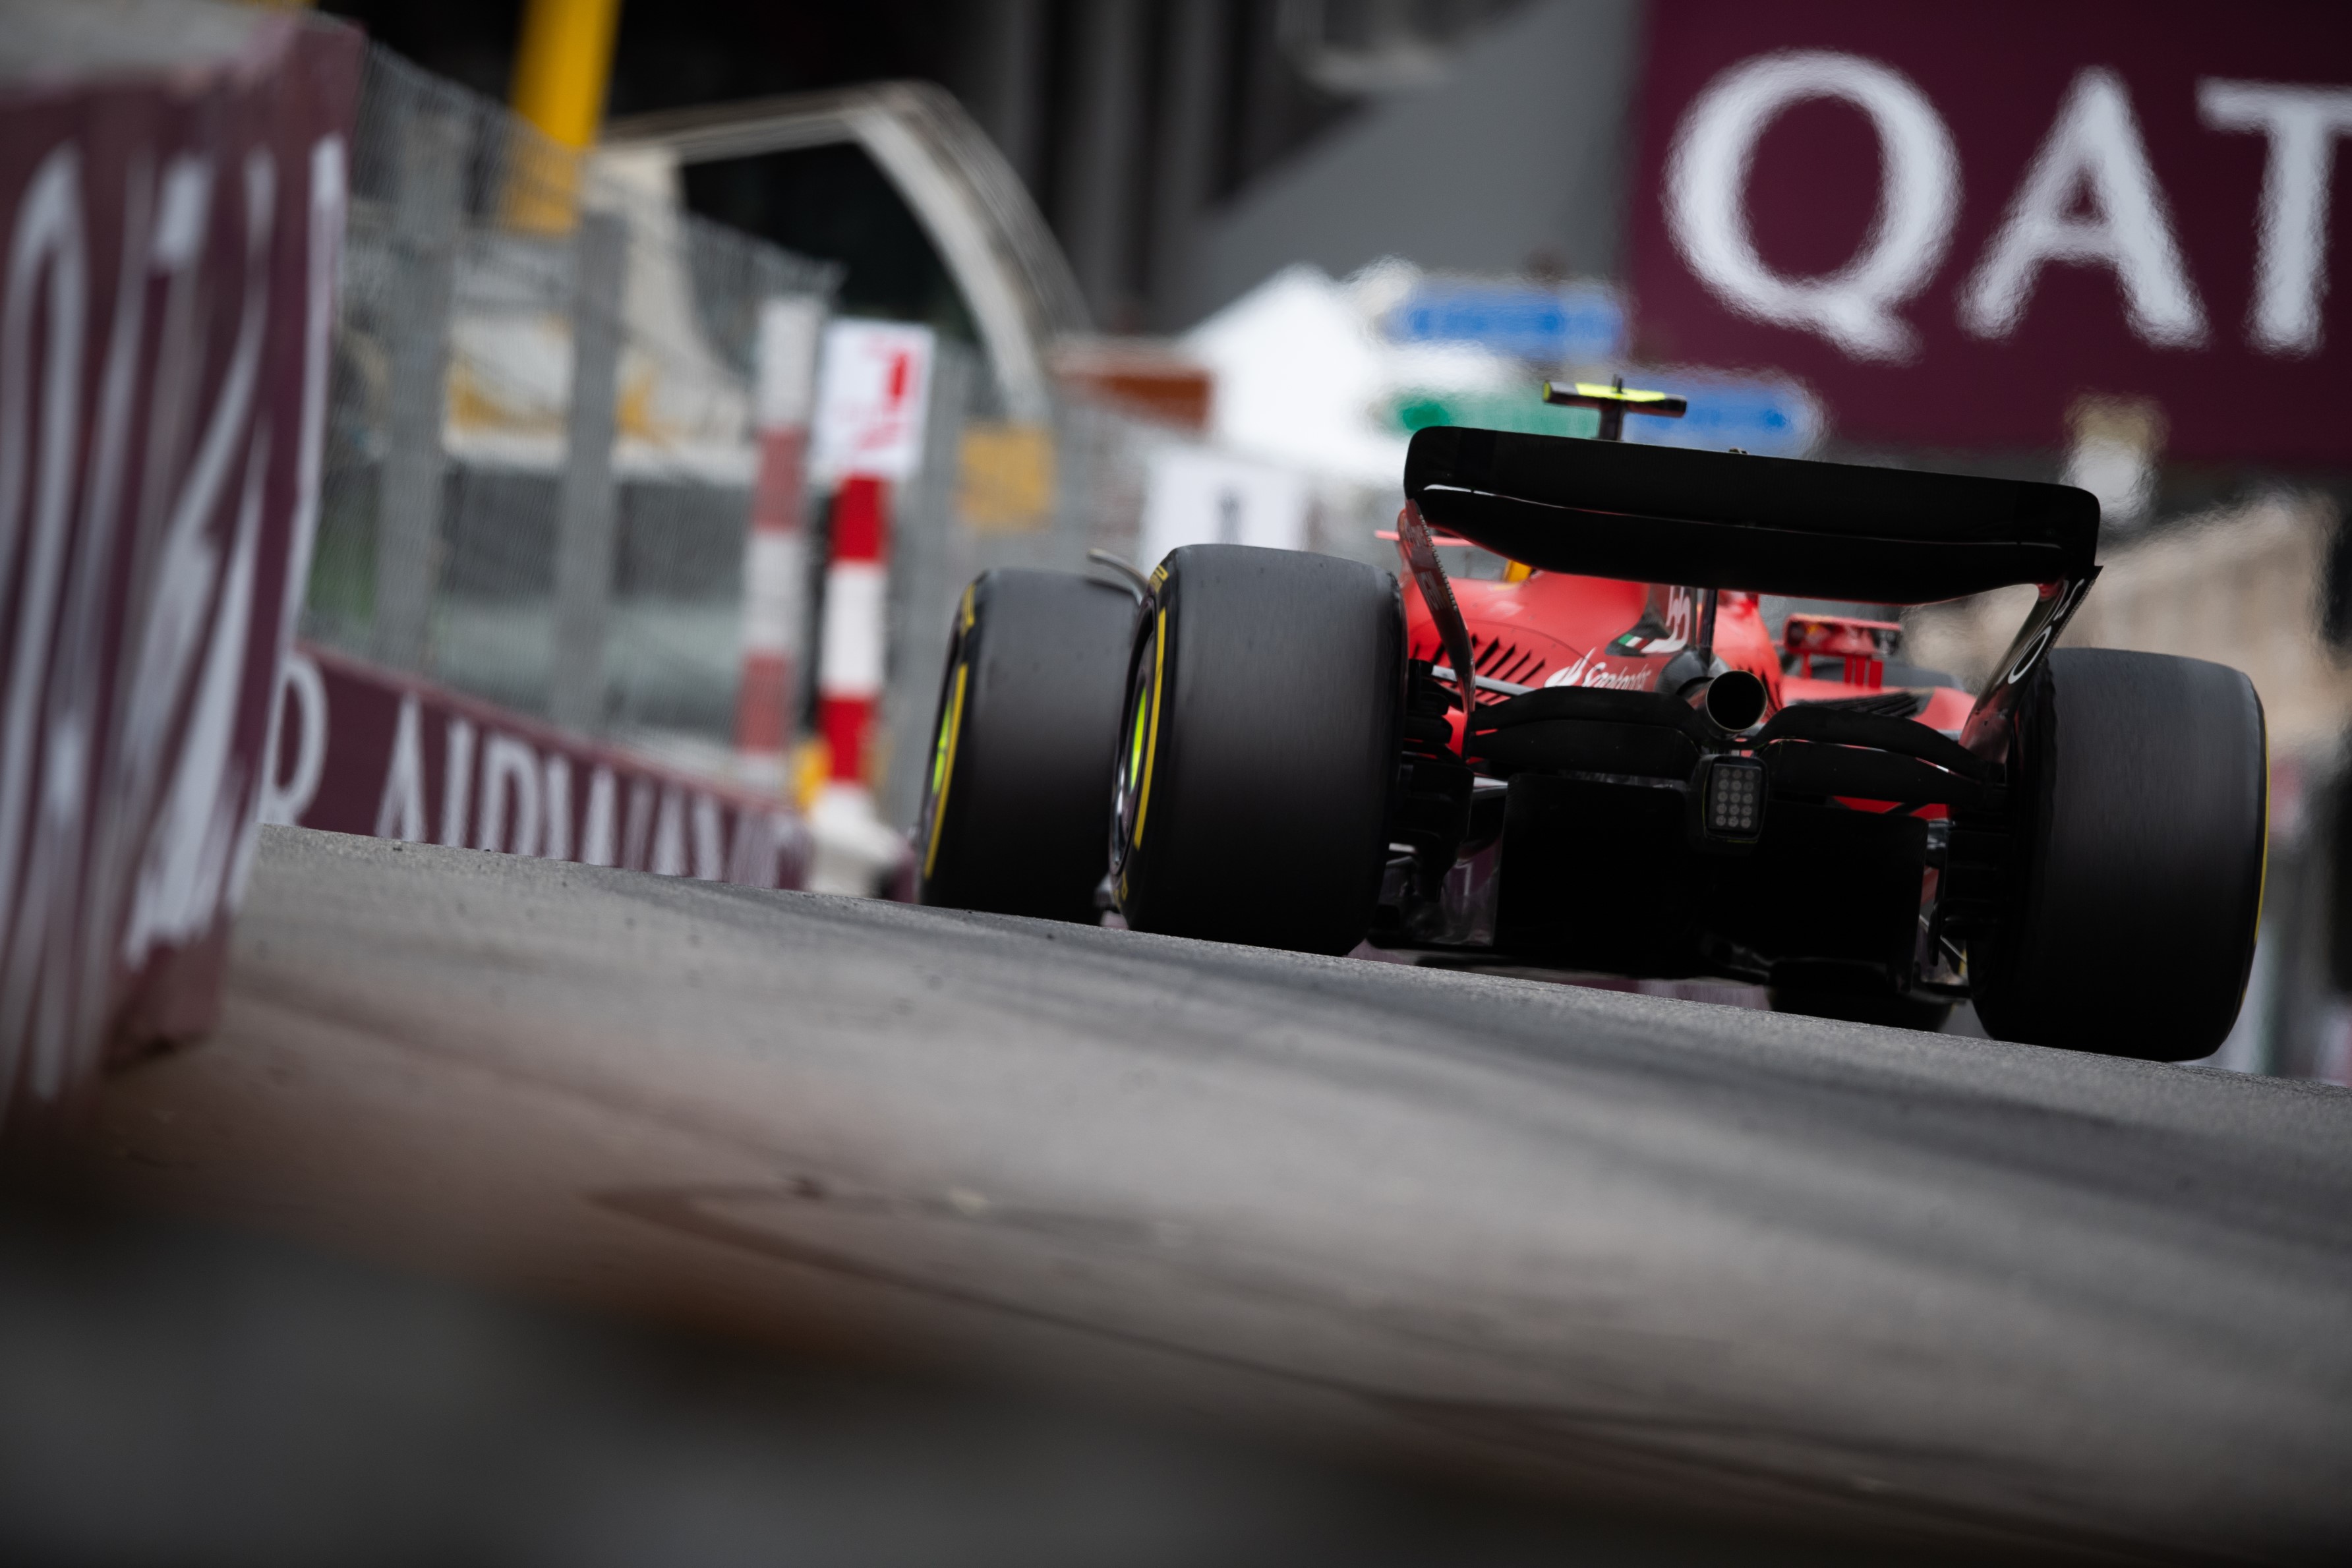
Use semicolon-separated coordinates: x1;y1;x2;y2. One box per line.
915;384;2267;1060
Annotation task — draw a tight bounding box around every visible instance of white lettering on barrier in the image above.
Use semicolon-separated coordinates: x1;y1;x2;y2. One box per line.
478;732;541;857
32;136;170;1081
1668;53;2352;361
324;659;806;891
583;765;618;866
652;786;688;877
376;695;426;841
440;716;475;848
692;794;724;880
18;132;160;1074
123;426;265;973
259;651;328;826
1666;50;1958;361
543;755;573;861
2200;80;2352;357
1961;69;2206;348
123;152;281;977
0;145;88;996
120;150;268;889
0;143;88;1084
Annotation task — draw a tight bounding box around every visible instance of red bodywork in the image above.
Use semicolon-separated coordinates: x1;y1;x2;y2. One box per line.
1397;550;1974;747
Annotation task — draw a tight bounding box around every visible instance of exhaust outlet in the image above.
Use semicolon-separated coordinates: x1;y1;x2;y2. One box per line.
1701;669;1769;734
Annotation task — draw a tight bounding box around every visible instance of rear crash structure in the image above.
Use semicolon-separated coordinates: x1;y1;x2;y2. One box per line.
917;405;2267;1062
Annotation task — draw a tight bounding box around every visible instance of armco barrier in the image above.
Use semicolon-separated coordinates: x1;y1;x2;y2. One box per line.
0;4;361;1135
262;643;813;892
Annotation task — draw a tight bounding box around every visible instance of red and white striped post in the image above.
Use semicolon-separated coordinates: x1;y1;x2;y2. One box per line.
732;297;822;794
817;474;889;787
803;320;933;894
806;470;912;894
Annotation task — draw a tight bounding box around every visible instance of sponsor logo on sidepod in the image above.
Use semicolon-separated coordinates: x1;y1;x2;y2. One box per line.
1544;651;1658;691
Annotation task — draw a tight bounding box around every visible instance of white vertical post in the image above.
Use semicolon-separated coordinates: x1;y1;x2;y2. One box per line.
732;296;823;792
548;209;629;734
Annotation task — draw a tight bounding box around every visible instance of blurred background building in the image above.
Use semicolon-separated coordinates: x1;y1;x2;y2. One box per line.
322;0;1615;334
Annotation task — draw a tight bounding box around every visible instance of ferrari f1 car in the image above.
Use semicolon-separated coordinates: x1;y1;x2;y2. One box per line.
914;384;2267;1060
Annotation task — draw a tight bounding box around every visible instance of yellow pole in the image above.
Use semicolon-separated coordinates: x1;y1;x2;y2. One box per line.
504;0;624;231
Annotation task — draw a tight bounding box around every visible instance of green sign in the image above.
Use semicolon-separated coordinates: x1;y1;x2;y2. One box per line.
1387;389;1600;438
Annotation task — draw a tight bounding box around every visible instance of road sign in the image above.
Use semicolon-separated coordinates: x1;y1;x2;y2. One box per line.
1383;279;1626;364
1387;370;1820;457
810;320;935;483
1141;448;1310;566
1619;370;1822;457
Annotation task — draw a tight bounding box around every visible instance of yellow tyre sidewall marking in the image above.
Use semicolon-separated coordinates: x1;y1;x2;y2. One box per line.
1132;606;1167;847
921;660;970;882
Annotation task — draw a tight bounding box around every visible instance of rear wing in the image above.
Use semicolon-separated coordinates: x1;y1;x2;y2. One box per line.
1404;425;2098;605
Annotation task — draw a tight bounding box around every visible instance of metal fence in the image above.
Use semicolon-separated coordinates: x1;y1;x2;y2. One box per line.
306;47;1416;828
305;46;837;772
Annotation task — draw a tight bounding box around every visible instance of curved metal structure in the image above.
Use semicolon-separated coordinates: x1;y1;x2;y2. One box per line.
606;82;1089;422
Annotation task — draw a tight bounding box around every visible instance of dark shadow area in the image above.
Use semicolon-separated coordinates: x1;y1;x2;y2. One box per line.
682;146;976;341
0;1179;2019;1568
319;1;964;113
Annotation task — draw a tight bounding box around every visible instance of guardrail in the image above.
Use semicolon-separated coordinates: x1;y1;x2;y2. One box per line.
260;641;817;892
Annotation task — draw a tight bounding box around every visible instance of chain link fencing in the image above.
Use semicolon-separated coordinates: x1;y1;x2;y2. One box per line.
306;45;838;773
307;46;1404;829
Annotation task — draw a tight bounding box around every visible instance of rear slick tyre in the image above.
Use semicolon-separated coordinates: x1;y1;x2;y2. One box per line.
1971;647;2267;1060
916;570;1142;922
1111;545;1403;956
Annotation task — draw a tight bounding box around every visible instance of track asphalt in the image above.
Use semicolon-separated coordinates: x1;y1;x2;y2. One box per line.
91;827;2352;1561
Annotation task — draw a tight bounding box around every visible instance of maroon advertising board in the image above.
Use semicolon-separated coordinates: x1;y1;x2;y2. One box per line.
264;643;810;892
1628;1;2352;463
0;13;359;1133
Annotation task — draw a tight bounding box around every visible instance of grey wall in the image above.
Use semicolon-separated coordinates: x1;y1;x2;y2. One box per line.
1177;0;1641;326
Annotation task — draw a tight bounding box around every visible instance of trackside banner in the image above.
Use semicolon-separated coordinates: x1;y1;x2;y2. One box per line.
0;11;360;1134
1630;1;2352;463
264;643;811;893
